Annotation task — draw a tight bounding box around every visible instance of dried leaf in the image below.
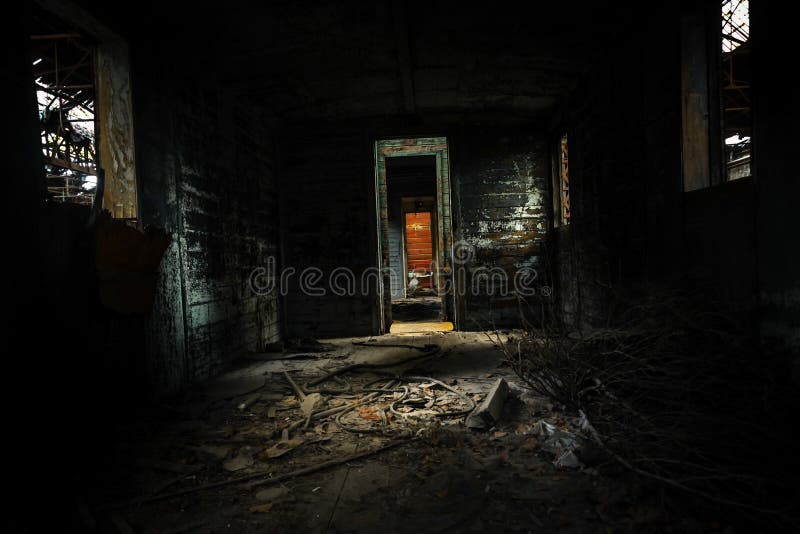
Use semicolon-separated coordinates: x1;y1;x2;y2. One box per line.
357;406;382;422
223;452;254;472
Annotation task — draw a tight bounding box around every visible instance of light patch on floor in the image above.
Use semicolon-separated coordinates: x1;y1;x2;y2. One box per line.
389;320;454;333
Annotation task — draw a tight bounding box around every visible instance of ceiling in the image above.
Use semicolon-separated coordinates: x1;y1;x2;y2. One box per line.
77;0;634;123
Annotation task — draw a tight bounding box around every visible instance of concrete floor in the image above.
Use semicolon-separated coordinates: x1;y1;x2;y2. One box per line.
390;296;443;322
80;332;707;533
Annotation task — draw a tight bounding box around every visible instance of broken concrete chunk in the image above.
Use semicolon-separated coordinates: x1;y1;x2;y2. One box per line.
465;378;508;430
300;392;325;418
223;450;255;472
554;450;583;469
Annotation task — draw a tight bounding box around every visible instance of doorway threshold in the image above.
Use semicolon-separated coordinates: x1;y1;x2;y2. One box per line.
389;321;454;334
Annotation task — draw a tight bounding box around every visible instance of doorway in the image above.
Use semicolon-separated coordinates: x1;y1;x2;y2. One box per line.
374;138;456;333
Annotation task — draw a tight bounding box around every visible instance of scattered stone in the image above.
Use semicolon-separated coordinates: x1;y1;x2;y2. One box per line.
300;392;325;418
466;378;509;430
554;450;583;469
223;449;256;472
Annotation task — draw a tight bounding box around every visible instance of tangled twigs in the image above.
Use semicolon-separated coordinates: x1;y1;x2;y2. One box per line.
501;289;798;526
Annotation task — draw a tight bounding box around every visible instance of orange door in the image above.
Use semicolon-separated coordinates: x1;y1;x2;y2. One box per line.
405;212;433;288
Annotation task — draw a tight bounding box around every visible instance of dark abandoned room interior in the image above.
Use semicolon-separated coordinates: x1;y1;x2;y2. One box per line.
5;0;798;532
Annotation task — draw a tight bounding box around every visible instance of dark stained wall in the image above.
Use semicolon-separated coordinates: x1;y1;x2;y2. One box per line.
552;17;685;326
280;128;378;337
133;52;281;393
752;0;800;370
15;0;797;396
452;132;550;327
552;0;797;376
280;124;550;335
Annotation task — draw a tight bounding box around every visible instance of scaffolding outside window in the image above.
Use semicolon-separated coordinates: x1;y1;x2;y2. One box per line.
31;19;97;206
721;0;752;181
722;0;749;52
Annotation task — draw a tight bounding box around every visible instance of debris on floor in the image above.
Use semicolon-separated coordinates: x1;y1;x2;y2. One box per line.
465;377;508;430
80;332;716;533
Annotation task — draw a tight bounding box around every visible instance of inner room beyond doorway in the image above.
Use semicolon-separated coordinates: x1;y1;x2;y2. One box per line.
385;154;452;333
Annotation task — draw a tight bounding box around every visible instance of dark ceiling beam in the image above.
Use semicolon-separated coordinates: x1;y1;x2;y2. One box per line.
30;33;81;40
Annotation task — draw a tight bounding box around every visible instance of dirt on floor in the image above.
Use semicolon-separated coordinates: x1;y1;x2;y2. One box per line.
76;332;720;534
390;296;443;322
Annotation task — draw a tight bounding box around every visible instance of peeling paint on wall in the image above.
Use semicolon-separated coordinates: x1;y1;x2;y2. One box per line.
97;40;138;218
456;134;550;327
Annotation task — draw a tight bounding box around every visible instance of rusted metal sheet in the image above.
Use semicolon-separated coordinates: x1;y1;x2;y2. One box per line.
96;39;138;218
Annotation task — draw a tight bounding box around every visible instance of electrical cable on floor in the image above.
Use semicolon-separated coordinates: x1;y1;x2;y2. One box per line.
333;375;476;434
280;343;478;436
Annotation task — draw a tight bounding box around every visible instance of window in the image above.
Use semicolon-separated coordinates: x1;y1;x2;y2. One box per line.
682;1;753;191
554;133;571;226
31;3;138;218
721;0;751;181
31;28;98;205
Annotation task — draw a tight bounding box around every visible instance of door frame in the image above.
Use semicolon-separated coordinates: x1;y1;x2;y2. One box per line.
374;137;456;333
